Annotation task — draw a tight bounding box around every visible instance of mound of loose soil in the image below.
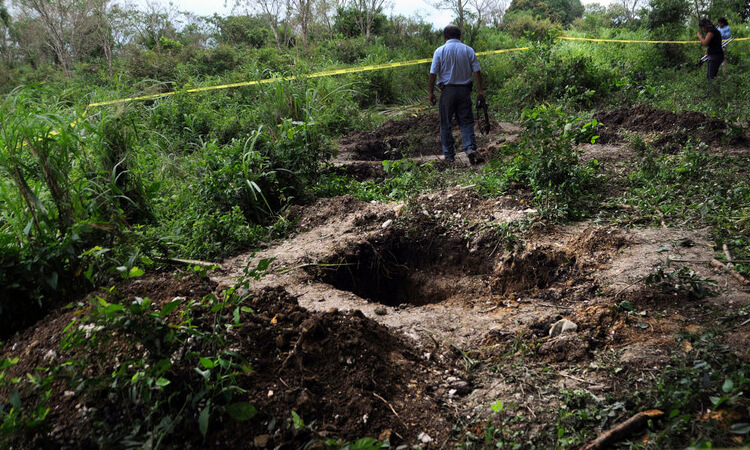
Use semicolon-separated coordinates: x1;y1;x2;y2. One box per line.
221;287;452;447
0;279;453;448
594;104;746;149
336;114;442;161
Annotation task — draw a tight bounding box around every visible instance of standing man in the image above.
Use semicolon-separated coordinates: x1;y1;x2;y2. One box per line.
429;24;485;165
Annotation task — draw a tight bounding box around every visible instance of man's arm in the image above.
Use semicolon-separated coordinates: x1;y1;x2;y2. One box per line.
473;70;484;98
429;73;437;105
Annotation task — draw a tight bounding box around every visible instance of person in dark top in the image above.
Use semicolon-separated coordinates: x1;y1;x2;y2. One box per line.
697;18;723;80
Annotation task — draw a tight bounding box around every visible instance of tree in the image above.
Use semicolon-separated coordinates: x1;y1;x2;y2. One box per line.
15;0;114;76
0;1;12;67
333;3;387;39
131;0;179;50
467;0;508;27
212;14;272;48
234;0;291;48
317;0;347;38
647;0;690;64
428;0;469;29
505;0;584;24
354;0;391;42
289;0;314;47
620;0;644;22
647;0;690;29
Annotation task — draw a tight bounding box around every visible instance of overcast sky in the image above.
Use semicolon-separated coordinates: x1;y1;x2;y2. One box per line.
162;0;613;27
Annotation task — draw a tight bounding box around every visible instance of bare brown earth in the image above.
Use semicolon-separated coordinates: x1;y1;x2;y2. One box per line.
2;105;750;448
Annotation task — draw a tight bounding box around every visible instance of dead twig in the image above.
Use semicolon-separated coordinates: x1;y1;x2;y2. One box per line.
373;392;402;421
581;409;664;450
278;328;311;374
557;371;599;386
480;304;500;313
734;318;750;330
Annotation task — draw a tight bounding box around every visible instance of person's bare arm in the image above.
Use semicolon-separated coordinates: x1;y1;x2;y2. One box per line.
697;31;714;46
429;73;437;105
474;71;484;98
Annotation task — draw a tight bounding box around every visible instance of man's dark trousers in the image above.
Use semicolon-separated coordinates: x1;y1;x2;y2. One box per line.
439;85;477;160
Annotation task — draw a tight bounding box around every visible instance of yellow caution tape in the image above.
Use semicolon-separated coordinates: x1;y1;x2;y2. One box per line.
86;47;533;109
559;35;750;44
83;35;746;110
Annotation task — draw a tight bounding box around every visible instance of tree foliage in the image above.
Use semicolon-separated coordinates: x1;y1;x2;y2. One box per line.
506;0;584;25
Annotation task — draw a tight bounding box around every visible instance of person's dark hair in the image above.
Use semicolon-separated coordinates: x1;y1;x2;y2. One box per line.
699;18;713;29
717;17;728;26
444;24;461;40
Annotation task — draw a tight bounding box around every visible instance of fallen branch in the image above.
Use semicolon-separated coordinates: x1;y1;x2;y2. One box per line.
155;257;220;268
723;243;733;264
668;258;750;264
582;409;664;450
711;259;750;286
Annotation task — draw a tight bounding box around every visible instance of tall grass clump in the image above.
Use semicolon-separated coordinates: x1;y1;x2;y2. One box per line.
0;88;148;335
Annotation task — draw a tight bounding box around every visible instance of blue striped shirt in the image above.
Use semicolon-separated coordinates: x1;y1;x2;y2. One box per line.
430;39;481;86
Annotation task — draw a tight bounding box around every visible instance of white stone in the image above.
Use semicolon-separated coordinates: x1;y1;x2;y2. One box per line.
549;319;578;337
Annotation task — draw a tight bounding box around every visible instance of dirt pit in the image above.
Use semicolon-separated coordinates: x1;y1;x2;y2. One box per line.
3;107;750;448
333;112;517;173
312;228;493;307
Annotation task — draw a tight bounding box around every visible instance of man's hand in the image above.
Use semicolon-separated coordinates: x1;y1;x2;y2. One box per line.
429;92;436;105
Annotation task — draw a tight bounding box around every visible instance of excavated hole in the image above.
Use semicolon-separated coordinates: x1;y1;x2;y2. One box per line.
314;231;491;306
491;247;577;297
355;140;409;161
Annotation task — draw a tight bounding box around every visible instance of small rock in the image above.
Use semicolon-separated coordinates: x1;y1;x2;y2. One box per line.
381;219;393;228
549;319;578;337
374;306;387;316
418;432;433;444
449;380;471;395
378;429;392;442
253;434;271;448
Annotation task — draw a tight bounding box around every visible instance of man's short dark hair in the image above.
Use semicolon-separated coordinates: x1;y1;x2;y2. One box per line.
699;18;713;29
718;17;728;26
444;25;461;40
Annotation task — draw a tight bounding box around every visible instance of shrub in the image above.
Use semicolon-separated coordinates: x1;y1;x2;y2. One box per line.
501;11;556;40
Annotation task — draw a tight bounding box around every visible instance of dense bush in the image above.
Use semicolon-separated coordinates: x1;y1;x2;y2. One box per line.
501;12;556;40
